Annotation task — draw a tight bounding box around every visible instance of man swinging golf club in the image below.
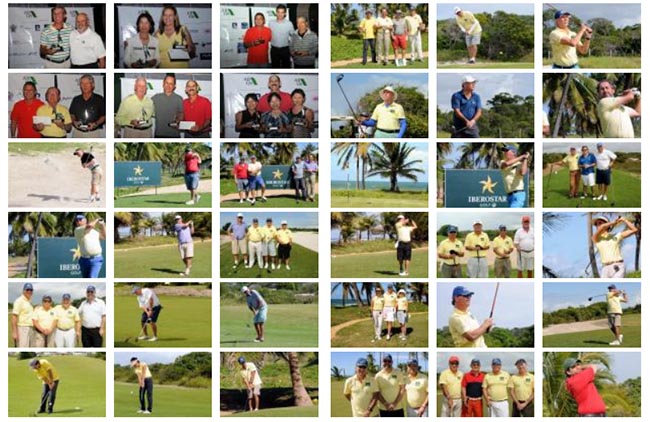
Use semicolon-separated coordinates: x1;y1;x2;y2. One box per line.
241;286;268;342
238;356;262;412
448;286;492;348
73;147;102;203
592;215;638;278
30;358;60;415
132;286;162;342
563;358;606;417
130;357;153;414
606;284;628;345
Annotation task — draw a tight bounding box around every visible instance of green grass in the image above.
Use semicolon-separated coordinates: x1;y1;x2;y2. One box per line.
331;189;428;208
115;236;179;249
114;381;211;417
115;192;213;208
114;295;211;347
116;171;212;194
114;241;212;278
9;355;105;417
332;312;428;347
543;56;641;69
331;379;352;417
8;142;103;155
331;249;428;278
220;196;318;208
437;61;533;69
331;34;429;67
220;243;318;278
543;313;641;347
542;167;640;208
220;304;318;347
224;406;319;417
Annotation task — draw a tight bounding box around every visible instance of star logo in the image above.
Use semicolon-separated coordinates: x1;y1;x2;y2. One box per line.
272;169;283;180
480;176;498;194
134;165;144;176
70;247;81;261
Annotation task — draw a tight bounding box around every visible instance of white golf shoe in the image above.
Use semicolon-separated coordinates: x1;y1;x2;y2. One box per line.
143;410;151;414
619;334;624;344
240;199;244;204
603;195;608;201
196;194;201;204
271;263;276;270
232;262;238;269
137;336;148;340
137;410;144;413
264;263;268;269
609;339;620;346
286;265;291;270
185;200;194;205
147;337;158;342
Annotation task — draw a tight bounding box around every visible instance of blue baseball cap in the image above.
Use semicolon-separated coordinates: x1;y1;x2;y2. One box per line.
23;283;34;291
608;284;617;290
86;285;96;292
62;293;71;300
492;358;502;365
499;225;507;230
131;286;141;293
554;10;570;19
408;359;419;366
238;357;246;364
356;358;369;367
75;214;86;221
29;359;40;368
383;354;393;362
502;145;517;153
471;358;481;365
597;143;604;148
447;225;458;234
452;286;474;304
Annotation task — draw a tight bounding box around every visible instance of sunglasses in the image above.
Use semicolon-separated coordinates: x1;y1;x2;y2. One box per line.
357;366;367;369
450;362;459;365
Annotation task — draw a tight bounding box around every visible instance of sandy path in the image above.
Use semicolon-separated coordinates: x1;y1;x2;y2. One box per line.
333;52;429;67
122;179;212;196
220;183;319;202
543;319;609;336
220;232;318;252
331;312;428;339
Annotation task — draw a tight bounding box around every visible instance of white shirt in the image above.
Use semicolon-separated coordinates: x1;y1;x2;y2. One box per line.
137;288;161;308
78;297;106;328
514;227;535;252
70;28;106;65
595;149;617;170
74;226;102;257
124;35;160;68
248;161;262;176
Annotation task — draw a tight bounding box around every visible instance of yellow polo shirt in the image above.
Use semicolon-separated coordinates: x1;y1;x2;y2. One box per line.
375;368;405;410
438;238;464;265
32;306;56;328
405;372;428;408
438;369;463;399
483;371;510;401
597;97;635;138
156;28;190;68
344;375;379;417
372;296;385;311
54;305;80;330
247;225;264;242
500;161;524;193
371;102;406;131
359;18;377;39
397;297;408;311
449;308;487;348
562;154;580;171
492;235;514;257
240;362;262;386
276;228;293;245
465;232;489;258
549;28;579;67
607;291;626;314
115;94;155;126
383;292;397;308
508;373;534;401
405;15;423;36
596;232;623;264
34;359;59;382
262;225;277;241
456;11;481;35
36;104;71;137
135;363;153;379
12;295;34;327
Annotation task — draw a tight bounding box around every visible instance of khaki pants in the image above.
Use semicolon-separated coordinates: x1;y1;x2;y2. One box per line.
73;128;105;138
376;30;392;63
16;326;34;347
123;127;153;138
441;398;462;417
32;330;56;348
494;257;511;278
43;59;71;68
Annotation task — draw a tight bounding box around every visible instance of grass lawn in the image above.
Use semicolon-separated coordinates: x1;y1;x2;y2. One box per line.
542;167;640;208
543;56;641;69
225;406;319;417
115;192;213;208
331;34;429;67
438;61;533;69
543;313;641;348
331;249;428;278
331;189;428;208
9;355;105;417
114;241;212;278
8;142;103;155
221;196;319;208
332;312;428;347
114;295;211;347
220;243;318;278
114;382;211;417
220;304;318;347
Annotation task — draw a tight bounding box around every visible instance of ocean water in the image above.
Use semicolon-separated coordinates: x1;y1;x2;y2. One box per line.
331;180;428;191
331;299;366;307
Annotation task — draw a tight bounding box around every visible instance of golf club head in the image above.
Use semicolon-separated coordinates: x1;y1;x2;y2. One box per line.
587;297;593;301
336;74;344;82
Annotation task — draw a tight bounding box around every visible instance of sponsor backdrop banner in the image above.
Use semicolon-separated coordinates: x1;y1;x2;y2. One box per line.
114;161;162;187
445;169;530;208
222;73;319;138
260;165;293;189
37;238;107;278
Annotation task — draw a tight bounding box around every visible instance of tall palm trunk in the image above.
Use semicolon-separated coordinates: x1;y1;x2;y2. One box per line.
634;214;641;271
287;353;313;407
587;213;600;278
356;157;360;190
26;212;44;278
553;74;574;138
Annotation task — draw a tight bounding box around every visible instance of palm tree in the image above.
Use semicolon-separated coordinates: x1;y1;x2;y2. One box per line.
331;142;375;190
9;212;58;277
272;143;298;164
437;143;452;201
330;4;356;36
357;214;378;241
586;212;600;278
284;352;313;407
408;282;428;304
543;73;600;138
331;282;363;307
366;143;424;192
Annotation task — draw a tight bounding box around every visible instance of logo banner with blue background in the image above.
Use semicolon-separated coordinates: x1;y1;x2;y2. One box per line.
114;161;162;188
260;165;293;189
445;169;529;208
37;238;107;278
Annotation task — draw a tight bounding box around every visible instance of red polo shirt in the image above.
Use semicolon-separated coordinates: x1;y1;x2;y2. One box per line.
565;367;606;415
243;26;272;65
461;371;485;398
185;152;200;173
234;163;248;179
11;99;45;138
183;95;212;129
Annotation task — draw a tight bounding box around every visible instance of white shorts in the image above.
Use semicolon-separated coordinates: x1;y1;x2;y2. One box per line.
179;243;194;259
383;306;396;322
54;328;77;348
582;173;595;187
407;404;429;417
488;400;509;417
602;262;625;278
397;310;408;324
518;252;534;272
262;241;277;256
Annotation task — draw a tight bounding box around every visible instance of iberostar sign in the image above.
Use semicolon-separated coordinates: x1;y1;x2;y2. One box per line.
37;238;107;278
114;161;162;188
445;169;529;208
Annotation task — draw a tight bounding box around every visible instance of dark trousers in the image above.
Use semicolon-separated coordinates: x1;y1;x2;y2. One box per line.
512;401;534;417
271;46;291;68
82;326;103;347
139;378;154;411
293;63;315;69
40;380;59;413
379;408;404;417
362;39;377;64
294;178;306;199
72;62;99;68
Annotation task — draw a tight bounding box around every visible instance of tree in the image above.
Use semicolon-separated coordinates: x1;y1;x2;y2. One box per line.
366;143;425;192
274;353;314;407
331;282;363;307
331;142;375;190
358;86;428;138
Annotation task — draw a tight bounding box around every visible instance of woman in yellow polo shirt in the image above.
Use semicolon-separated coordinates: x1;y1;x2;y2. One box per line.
156;6;196;68
396;289;409;340
370;286;385;342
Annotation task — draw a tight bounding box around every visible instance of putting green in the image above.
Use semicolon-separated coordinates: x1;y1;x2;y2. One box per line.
114;382;211;417
115;241;212;278
331;312;428;348
331;249;428;278
9;355;105;417
543;313;641;347
115;193;213;208
114;295;211;347
220;304;318;347
220;243;318;279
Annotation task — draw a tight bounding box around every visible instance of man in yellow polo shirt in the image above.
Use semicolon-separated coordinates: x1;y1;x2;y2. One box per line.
375;354;406;417
12;283;34;347
500;145;529;208
262;218;278;271
439;355;463;417
30;358;60;415
115;77;154;138
448;286;492;348
344;357;379;417
606;284;628;346
246;218;264;269
552;147;580;198
482;358;510;417
592;215;638;278
492;225;514;278
596;80;640;138
405;358;428;416
508;358;534;417
438;225;465;278
238;356;262;412
54;293;81;348
276;220;293;270
549;10;592;69
396;289;409;340
464;220;490;278
359;9;377;65
32;295;57;348
359;86;407;138
405;7;424;62
454;7;482;64
34;87;72;138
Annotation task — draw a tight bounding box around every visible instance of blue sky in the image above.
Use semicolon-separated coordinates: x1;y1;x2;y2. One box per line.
543;213;639;278
437;211;533;231
332;351;429;376
543;142;640;154
543;282;641;312
440;142;534;169
438;73;534;112
437;352;535;373
9;282;107;303
331;282;426;301
331;142;429;182
220;142;316;161
115;351;189;366
437;282;534;329
437;3;534;20
542;4;641;28
221;212;319;229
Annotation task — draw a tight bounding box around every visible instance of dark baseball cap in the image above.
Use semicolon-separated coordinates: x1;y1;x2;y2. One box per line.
515;358;527;366
62;293;71;300
499;225;507;230
23;283;34;291
238;357;246;364
356;358;369;367
471;358;480;365
492;358;502;365
252;218;259;223
502;145;517;153
408;359;419;366
29;359;40;368
563;358;581;371
383;354;393;362
75;214;86;221
42;295;52;302
447;225;458;234
452;286;474;299
554;10;571;19
608;284;617;290
86;285;96;292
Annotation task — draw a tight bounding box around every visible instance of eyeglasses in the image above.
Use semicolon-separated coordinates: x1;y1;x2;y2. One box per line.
43;300;52;303
86;291;95;294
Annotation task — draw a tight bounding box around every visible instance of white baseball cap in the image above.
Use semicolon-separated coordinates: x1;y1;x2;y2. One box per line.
398;289;406;295
473;220;483;226
174;215;182;220
381;86;397;99
281;220;288;225
397;214;405;220
462;75;478;84
237;213;244;218
241;286;250;293
454;7;462;14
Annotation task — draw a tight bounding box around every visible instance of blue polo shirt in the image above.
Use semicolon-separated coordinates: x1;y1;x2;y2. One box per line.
578;153;597;176
230;221;247;240
451;90;482;127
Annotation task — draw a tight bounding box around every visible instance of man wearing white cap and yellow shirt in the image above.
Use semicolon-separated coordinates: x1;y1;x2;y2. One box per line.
53;293;81;347
464;220;490;278
405;358;429;417
12;283;34;347
592;215;638;278
358;86;407;138
448;286;492;348
454;7;482;64
395;214;417;276
173;214;194;276
483;358;510;417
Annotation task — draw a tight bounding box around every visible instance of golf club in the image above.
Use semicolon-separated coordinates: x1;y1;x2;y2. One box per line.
33;389;50;416
134;319;151;343
546;4;592;33
335;74;359;120
451;124;468;137
543;163;553;199
587;293;607;302
608;173;615;206
487;282;500;333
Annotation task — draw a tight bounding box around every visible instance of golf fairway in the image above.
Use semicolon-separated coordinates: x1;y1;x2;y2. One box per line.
114;382;211;417
224;406;318;417
220;243;318;278
331;249;428;278
115;241;212;278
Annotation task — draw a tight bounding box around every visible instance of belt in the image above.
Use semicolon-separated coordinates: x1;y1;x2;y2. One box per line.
81;254;102;259
468;397;482;401
127;125;151;130
471;256;486;259
443;263;460;266
83;326;100;330
508;190;524;195
520;249;534;253
90;164;101;171
377;128;400;133
491;399;508;402
496;257;510;260
57;327;73;331
579;413;606;417
603;260;624;266
46;57;69;63
553;63;578;69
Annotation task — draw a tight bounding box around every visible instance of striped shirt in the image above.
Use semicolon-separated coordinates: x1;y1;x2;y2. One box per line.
289;29;318;66
40;23;72;62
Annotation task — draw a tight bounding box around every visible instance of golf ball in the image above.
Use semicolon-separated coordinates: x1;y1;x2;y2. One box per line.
130;391;134;395
74;406;81;410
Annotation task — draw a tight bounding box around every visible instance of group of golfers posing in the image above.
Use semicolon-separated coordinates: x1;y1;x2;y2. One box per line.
370;285;410;342
228;213;294;271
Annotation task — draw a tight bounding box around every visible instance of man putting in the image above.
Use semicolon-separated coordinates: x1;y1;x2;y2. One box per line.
276;220;293;270
596;80;640;138
564;358;606;417
343;358;379;417
500;145;529;208
30;358;60;414
229;213;248;268
594;143;617;201
73;214;105;278
53;293;81;348
12;283;34;347
464;220;489;278
131;357;153;414
549;10;592;69
395;215;417;276
183;145;202;205
174;215;194;276
449;286;492;348
454;7;482;64
578;145;597;199
358;86;407;138
439;356;463;417
606;284;628;345
73;147;102;203
438;225;465;278
242;286;268;342
132;286;162;342
592;215;638;278
514;216;534;278
451;75;482;138
375;354;406;417
405;359;429;417
508;358;534;417
552;147;580;198
482;358;510;417
461;358;485;417
238;356;262;412
492;225;514;278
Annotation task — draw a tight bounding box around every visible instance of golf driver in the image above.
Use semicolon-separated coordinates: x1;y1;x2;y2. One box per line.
587;293;607;302
608;173;615;206
134;319;151;343
335;74;358;120
487;282;500;333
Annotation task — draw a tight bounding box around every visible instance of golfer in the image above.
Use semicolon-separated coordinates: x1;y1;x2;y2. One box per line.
132;286;162;342
246;218;264;269
174;215;194;277
53;293;81;348
343;357;379;417
229;213;248;268
233;157;250;204
304;154;319;202
238;356;262;412
500;145;529;208
32;295;57;348
276;220;293;270
405;359;429;417
578;145;597;199
461;358;485;417
405;7;424;62
262;218;278;270
73;214;105;278
291;155;307;202
439;356;463;417
12;283;34;347
464;220;489;278
508;358;534;417
395;215;417;276
594;143;617;201
73;147;102;203
552;147;580;198
606;284;628;345
596;80;640;138
391;10;408;66
375;354;406;417
493;225;514;278
29;358;59;415
482;358;510;417
131;357;153;414
451;75;482;138
563;358;606;417
359;86;407;138
383;285;398;341
514;216;534;278
396;289;409;341
78;285;106;347
438;225;464;278
454;7;482;64
449;286;492;348
375;7;393;66
183;145;202;205
371;286;384;343
549;10;592;69
247;156;267;204
592;216;638;278
359;10;377;65
242;286;268;342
